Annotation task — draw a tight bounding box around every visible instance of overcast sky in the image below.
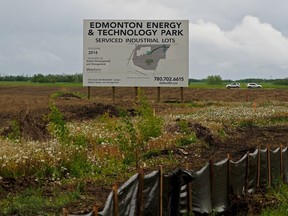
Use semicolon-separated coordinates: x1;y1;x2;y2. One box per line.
1;0;288;80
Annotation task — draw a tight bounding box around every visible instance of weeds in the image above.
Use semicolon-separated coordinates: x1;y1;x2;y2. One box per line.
7;120;21;142
261;182;288;215
47;104;68;142
137;92;163;141
0;187;81;215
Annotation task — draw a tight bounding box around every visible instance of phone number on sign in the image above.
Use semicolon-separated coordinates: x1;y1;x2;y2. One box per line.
154;77;184;82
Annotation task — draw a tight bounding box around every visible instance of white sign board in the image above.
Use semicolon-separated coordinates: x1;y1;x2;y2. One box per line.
83;20;189;87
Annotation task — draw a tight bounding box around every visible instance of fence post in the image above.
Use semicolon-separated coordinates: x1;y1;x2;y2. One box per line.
113;184;119;216
180;87;184;103
159;165;163;216
112;87;115;101
88;86;91;100
209;160;214;208
62;208;68;216
157;87;161;103
93;205;99;216
227;153;231;203
245;151;250;194
135;87;139;101
138;168;144;216
280;145;284;181
257;146;261;188
267;145;271;187
186;163;193;214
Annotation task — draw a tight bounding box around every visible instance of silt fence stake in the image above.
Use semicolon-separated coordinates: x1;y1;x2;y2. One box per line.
113;184;119;216
186;163;193;214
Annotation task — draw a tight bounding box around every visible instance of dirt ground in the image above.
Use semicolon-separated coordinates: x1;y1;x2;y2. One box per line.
1;85;288;215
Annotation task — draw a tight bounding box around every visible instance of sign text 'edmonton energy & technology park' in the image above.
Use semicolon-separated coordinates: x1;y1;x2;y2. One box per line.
83;20;189;87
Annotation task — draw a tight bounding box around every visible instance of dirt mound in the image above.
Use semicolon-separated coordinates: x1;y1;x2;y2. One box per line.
1;102;136;141
58;92;82;100
1;109;50;141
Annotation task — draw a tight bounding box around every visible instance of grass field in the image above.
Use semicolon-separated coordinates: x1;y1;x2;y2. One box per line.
1;80;288;89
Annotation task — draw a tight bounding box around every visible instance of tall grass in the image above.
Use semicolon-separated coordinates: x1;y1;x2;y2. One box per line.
262;182;288;215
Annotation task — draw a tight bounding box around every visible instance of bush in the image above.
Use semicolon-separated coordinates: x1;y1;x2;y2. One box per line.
206;75;223;85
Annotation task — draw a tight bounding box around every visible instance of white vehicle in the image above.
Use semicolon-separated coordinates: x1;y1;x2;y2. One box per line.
226;83;240;89
247;83;262;88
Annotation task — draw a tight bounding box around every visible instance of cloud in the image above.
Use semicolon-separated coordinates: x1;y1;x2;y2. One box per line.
190;15;288;79
1;1;288;79
15;48;61;67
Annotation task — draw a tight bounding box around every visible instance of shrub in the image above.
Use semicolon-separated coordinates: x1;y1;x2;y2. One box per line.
137;93;163;142
46;104;69;142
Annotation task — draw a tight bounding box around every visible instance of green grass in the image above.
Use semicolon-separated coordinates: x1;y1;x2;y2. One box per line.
1;80;288;89
189;81;288;89
261;182;288;215
0;81;82;87
0;187;82;216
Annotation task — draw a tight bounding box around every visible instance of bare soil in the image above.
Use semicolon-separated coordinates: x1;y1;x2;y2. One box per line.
1;85;288;215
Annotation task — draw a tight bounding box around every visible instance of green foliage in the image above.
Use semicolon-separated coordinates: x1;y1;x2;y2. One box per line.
0;187;81;215
137;93;163;141
262;181;288;215
31;73;82;83
176;133;197;147
116;116;138;165
47;104;69;141
273;78;288;86
176;119;198;146
238;119;256;128
217;128;227;138
268;115;288;124
177;119;190;134
206;75;223;85
71;134;89;147
7;120;21;142
63;153;94;178
143;149;162;159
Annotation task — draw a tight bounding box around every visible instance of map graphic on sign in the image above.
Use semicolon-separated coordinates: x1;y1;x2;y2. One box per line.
129;44;170;71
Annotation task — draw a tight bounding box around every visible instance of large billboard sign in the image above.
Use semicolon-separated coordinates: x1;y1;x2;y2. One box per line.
83;20;189;87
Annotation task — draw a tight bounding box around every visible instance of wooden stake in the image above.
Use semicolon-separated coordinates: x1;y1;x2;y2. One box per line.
209;160;214;208
245;151;250;194
134;87;139;101
93;205;99;216
180;87;184;103
186;163;193;214
112;87;115;101
113;184;119;216
62;208;68;216
280;145;284;181
257;146;261;188
87;86;91;100
159;165;163;216
138;169;144;216
267;145;271;187
227;153;231;203
157;87;161;103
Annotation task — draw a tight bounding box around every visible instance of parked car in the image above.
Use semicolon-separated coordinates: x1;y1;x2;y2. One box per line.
226;83;240;88
247;83;262;88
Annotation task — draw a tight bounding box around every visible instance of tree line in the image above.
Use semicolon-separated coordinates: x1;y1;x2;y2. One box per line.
0;73;287;85
190;75;288;85
0;73;83;83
